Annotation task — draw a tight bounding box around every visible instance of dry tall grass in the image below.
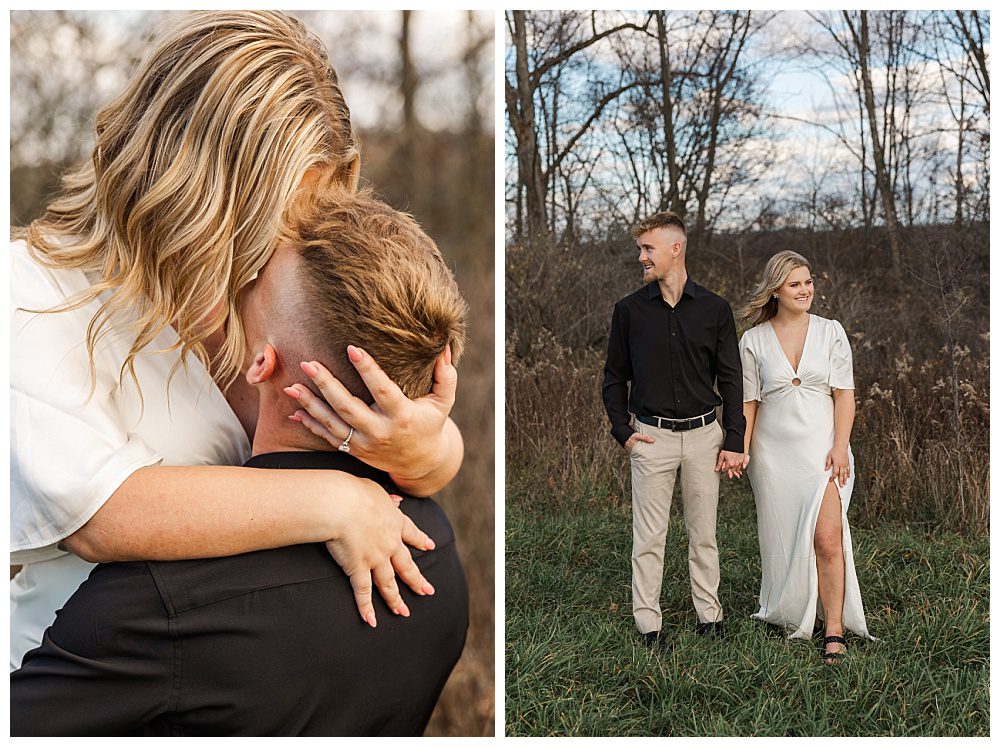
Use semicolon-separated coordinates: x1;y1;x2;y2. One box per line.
507;224;989;533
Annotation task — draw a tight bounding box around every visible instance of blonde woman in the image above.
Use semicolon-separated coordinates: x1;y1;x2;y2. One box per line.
737;251;872;664
11;11;463;669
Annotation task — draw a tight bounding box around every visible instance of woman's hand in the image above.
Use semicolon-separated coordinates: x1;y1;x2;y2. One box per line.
825;446;850;487
324;476;437;627
284;345;460;494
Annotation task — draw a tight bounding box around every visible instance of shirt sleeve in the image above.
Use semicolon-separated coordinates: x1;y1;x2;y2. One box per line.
829;319;855;390
715;301;747;454
739;331;761;402
11;244;163;554
601;302;635;447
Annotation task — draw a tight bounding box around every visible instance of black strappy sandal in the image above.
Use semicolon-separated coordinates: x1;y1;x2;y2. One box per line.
821;635;847;664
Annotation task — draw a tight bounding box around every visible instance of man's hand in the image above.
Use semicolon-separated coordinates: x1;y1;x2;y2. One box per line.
624;432;655;452
715;449;746;479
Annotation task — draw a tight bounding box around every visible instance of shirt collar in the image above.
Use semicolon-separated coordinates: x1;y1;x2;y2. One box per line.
244;450;399;493
645;277;702;301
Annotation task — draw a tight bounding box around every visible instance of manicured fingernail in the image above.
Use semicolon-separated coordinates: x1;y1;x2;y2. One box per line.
347;345;363;363
425;538;436;550
396;603;410;618
288;414;302;423
300;361;318;377
365;613;377;628
283;386;300;399
422;583;435;595
445;344;452;365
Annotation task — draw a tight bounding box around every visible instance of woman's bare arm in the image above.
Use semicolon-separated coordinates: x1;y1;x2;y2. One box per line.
827;388;856;487
61;464;436;625
743;400;758;456
390;417;464;497
831;388;856;451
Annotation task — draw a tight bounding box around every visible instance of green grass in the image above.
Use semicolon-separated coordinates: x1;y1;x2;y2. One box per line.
505;484;989;737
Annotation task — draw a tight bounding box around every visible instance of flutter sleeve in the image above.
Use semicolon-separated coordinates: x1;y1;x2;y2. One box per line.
11;242;163;556
738;330;761;402
828;319;855;390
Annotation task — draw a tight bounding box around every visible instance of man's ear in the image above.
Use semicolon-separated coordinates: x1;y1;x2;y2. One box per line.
246;343;278;385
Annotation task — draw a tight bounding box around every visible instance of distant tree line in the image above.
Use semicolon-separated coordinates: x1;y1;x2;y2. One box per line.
505;10;989;268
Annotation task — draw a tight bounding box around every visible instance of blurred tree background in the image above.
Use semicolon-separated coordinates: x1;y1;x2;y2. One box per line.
10;10;494;737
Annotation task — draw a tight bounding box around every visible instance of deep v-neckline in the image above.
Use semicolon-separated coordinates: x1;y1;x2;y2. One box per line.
767;315;812;375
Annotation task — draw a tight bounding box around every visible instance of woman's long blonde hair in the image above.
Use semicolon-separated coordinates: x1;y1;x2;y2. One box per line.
22;11;361;394
738;250;812;328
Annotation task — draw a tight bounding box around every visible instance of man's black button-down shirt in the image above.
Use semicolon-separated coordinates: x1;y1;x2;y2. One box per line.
602;278;746;453
11;451;468;737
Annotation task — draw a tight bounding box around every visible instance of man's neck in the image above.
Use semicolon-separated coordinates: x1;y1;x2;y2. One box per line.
657;268;688;307
251;389;335;457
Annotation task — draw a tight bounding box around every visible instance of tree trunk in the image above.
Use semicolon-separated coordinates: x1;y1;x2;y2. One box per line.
655;11;681;215
510;11;548;245
398;11;418;200
850;11;904;283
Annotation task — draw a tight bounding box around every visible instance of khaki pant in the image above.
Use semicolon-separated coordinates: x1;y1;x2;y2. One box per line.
629;419;724;633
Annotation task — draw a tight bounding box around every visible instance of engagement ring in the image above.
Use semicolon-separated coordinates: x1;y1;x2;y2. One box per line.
338;427;354;453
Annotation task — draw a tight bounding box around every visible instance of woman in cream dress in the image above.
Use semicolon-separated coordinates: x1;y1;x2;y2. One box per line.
738;251;872;663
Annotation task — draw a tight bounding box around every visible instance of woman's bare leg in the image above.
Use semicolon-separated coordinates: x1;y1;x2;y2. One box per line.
814;479;846;662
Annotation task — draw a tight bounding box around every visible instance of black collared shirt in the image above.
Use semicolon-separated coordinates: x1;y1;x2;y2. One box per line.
602;278;746;453
11;451;468;737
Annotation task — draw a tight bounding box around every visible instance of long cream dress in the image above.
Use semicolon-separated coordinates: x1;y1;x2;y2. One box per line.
739;314;872;639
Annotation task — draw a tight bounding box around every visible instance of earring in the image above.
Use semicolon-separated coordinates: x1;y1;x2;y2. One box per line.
771;294;778;299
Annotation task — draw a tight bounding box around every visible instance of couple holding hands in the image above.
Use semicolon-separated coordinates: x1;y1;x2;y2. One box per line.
603;211;874;665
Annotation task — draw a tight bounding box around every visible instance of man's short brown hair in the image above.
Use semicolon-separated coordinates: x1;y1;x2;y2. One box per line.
289;188;467;402
631;210;687;239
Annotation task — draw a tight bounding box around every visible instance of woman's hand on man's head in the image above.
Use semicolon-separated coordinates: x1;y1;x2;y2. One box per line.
284;345;461;494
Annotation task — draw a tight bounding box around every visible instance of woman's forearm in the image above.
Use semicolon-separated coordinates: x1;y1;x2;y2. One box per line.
743;400;758;454
832;389;856;451
61;465;362;563
389;417;464;497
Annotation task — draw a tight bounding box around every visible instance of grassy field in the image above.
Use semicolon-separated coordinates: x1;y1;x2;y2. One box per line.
505;479;989;737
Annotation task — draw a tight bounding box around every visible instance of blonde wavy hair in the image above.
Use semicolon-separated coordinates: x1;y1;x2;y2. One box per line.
738;250;812;328
22;10;361;395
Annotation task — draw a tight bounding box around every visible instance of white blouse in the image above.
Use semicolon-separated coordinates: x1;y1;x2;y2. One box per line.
10;239;251;666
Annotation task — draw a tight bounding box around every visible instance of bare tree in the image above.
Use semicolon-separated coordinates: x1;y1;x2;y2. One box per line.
607;10;772;251
845;12;906;282
505;11;649;245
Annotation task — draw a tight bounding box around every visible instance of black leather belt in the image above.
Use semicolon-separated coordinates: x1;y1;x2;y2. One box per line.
636;410;716;432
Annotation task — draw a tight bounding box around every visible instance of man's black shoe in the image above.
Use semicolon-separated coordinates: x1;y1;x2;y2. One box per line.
695;621;725;639
641;631;662;648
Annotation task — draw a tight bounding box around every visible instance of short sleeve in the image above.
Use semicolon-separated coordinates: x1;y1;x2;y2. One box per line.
11;242;163;555
829;319;855;390
739;331;761;402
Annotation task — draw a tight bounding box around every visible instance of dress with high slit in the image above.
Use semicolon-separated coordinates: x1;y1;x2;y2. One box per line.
739;314;871;639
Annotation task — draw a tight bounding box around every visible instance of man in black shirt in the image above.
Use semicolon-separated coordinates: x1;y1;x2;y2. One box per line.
602;210;745;645
11;190;470;735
